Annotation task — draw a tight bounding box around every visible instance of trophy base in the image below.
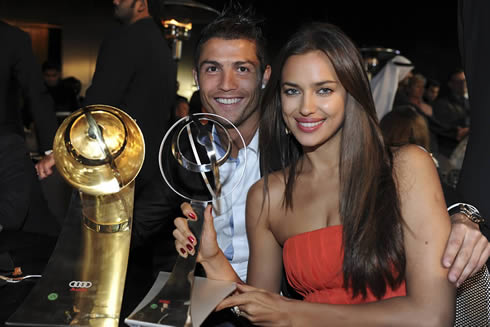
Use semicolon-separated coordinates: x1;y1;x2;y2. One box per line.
125;271;236;327
6;192;131;327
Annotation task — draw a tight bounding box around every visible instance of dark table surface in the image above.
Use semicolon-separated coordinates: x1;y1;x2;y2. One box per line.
0;231;57;326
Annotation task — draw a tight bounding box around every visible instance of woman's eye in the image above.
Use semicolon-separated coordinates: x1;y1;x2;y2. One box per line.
205;66;218;72
318;88;332;95
284;88;299;95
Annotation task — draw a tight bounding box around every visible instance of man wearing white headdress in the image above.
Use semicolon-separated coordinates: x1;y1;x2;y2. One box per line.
370;55;414;120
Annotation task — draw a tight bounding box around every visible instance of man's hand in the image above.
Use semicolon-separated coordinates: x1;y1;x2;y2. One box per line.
35;153;56;179
443;213;490;286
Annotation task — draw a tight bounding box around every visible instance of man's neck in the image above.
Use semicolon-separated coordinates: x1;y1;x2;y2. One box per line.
128;13;150;25
217;113;259;158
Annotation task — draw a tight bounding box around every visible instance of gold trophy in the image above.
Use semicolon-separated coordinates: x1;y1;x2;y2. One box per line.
6;105;144;327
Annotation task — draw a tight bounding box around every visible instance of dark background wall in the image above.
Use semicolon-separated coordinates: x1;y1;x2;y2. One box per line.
0;0;462;98
201;0;461;86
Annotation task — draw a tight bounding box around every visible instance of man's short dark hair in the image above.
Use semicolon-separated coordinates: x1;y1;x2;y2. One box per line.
194;3;268;75
447;67;465;81
42;61;60;73
425;78;440;89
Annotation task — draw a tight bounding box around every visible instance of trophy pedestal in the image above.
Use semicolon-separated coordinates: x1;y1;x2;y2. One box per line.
125;272;236;327
6;191;132;327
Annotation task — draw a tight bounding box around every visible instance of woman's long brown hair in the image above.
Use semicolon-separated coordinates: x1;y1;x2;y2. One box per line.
259;22;405;299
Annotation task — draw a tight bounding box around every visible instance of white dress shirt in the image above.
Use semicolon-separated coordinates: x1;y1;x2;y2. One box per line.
212;129;261;282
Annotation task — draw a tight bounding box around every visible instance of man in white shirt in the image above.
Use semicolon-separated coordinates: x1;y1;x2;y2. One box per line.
180;7;270;282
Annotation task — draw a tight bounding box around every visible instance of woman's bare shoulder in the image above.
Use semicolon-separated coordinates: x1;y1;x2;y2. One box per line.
247;170;287;220
392;144;442;201
249;170;286;200
392;145;436;178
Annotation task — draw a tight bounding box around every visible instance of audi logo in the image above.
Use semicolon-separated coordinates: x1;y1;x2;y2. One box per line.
69;281;93;288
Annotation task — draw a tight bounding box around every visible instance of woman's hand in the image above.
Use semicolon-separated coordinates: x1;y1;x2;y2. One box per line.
173;202;220;263
216;283;295;327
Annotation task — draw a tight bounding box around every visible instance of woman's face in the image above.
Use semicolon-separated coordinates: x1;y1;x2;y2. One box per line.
281;50;347;149
409;79;425;99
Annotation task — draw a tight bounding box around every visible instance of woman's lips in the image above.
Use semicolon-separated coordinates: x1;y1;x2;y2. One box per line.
295;119;325;132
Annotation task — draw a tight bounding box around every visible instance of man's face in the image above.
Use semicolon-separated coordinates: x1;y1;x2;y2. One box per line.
194;38;268;128
113;0;137;24
409;79;425;99
425;85;440;102
449;72;467;97
43;68;60;87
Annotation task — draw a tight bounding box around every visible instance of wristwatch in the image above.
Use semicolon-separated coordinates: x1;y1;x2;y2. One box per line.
448;203;485;225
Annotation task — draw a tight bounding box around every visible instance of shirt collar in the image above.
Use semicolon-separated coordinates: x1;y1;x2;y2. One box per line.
246;129;259;154
212;126;260;156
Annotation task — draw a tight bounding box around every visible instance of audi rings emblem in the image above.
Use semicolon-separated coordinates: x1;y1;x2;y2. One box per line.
69;281;93;288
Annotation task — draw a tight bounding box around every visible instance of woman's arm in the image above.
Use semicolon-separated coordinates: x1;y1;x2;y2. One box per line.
218;146;455;327
396;145;457;324
245;178;284;292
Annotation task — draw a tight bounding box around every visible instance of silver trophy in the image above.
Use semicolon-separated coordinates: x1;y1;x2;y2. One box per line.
126;113;246;327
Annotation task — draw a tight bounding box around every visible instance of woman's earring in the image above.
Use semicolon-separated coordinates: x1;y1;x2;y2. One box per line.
261;83;266;89
285;126;290;135
196;84;200;90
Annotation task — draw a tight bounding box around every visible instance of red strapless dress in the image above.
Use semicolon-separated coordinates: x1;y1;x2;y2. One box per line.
283;225;406;303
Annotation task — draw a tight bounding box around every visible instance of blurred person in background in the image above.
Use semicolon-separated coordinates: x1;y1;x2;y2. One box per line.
423;78;440;105
433;68;470;158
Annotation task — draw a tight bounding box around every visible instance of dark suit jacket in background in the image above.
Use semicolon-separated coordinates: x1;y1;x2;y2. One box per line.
0;21;57;152
81;17;178;324
83;17;178;248
457;0;490;239
0;21;58;232
0;24;59;324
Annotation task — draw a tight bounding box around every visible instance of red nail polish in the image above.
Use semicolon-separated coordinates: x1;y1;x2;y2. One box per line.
180;248;186;255
188;212;197;220
188;236;195;244
186;244;193;251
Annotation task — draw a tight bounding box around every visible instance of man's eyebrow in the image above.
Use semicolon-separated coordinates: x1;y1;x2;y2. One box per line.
199;60;258;68
234;60;257;66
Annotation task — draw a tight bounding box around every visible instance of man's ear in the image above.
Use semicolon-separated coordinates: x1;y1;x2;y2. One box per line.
136;0;147;13
261;65;272;89
193;69;199;90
